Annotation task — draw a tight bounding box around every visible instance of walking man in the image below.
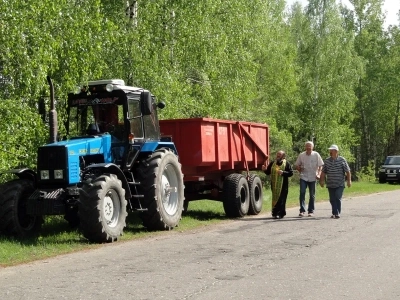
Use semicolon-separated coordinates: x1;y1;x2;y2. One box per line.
319;144;351;219
295;141;324;217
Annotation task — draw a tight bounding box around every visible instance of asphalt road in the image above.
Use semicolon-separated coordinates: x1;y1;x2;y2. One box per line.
1;190;400;300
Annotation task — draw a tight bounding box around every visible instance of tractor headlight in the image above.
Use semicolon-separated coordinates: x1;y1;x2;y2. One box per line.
40;170;50;180
379;168;385;173
54;169;64;179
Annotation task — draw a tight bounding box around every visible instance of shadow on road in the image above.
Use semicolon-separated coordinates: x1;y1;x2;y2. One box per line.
235;216;328;222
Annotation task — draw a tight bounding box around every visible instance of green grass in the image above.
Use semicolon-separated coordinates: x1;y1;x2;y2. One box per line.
0;181;399;267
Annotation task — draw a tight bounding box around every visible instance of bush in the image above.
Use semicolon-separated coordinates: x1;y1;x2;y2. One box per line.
0;99;47;183
357;160;376;182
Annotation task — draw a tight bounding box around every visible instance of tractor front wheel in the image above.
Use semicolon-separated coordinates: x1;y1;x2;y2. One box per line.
79;174;127;243
135;148;184;230
0;179;43;238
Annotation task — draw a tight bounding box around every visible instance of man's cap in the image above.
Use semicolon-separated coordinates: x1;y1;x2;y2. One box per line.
328;144;339;151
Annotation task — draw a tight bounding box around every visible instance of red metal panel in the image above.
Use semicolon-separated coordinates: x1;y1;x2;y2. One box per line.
200;122;215;163
159;118;269;179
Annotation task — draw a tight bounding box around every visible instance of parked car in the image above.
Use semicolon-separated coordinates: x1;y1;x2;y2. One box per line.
378;155;400;183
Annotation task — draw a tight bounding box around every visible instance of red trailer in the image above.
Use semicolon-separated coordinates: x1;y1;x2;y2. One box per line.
159;118;269;217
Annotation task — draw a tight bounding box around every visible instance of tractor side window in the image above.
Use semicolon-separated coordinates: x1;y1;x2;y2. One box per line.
143;102;159;139
128;99;143;138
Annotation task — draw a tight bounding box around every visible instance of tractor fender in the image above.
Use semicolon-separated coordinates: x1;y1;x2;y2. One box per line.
140;141;178;155
1;168;37;184
83;163;132;200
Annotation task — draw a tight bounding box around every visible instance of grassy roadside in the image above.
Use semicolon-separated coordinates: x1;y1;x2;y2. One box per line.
1;181;399;267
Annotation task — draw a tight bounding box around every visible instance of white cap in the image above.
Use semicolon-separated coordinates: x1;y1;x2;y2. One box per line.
328;144;339;151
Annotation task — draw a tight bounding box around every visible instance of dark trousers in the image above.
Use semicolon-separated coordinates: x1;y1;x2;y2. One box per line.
328;186;344;216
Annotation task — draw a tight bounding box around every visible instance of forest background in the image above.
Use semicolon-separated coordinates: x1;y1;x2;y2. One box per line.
0;0;398;180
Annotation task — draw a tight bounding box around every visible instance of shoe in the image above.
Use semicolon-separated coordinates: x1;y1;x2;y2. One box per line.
299;212;305;217
272;215;278;219
308;213;314;217
331;215;335;218
335;215;340;219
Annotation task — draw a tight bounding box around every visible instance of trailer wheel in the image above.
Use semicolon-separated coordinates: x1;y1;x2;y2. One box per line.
135;148;184;230
79;174;127;243
222;174;250;218
0;179;43;238
248;174;263;215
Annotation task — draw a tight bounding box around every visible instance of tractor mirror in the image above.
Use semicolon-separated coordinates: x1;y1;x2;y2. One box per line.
140;91;153;115
157;101;166;109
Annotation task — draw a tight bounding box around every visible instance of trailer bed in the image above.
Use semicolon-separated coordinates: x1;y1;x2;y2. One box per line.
159;118;269;181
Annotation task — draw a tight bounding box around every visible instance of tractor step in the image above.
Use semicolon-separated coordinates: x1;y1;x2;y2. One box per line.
136;208;148;212
132;195;144;198
128;181;141;186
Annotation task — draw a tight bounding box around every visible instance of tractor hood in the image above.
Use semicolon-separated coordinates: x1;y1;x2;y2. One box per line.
51;135;112;160
37;134;112;185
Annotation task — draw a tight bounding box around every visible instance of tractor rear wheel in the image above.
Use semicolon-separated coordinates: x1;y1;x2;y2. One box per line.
135;148;184;230
248;174;263;215
79;174;127;243
0;179;43;238
222;174;250;218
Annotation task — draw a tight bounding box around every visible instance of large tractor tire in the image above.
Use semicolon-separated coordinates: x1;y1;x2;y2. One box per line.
248;174;263;215
79;174;127;243
135;148;184;230
222;173;250;218
0;179;43;238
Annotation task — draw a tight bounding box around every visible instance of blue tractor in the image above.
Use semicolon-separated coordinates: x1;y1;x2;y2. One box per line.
0;77;184;243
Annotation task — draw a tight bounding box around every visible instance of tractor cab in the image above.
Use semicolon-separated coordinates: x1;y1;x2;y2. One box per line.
66;79;164;169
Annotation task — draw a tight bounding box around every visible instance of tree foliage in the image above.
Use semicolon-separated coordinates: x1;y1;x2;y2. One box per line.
289;0;360;160
0;100;47;170
0;0;399;177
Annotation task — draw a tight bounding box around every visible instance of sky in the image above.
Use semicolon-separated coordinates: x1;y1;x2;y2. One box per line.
286;0;400;28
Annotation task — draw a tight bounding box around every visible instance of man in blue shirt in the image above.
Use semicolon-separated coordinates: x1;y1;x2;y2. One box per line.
319;144;351;219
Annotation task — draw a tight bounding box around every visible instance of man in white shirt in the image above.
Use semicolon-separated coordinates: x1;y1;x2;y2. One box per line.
295;141;324;217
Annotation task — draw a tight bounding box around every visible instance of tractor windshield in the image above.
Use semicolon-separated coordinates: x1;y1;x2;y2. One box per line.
67;103;125;141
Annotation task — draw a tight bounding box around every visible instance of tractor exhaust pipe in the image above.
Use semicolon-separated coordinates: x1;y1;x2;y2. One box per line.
47;76;58;143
